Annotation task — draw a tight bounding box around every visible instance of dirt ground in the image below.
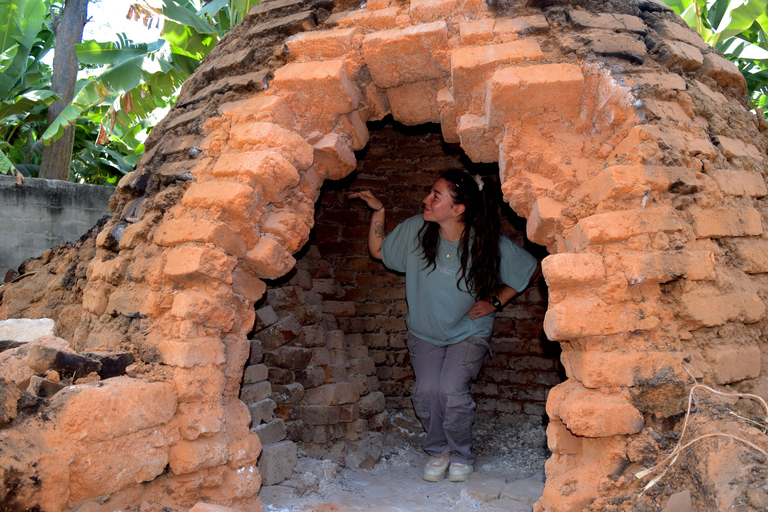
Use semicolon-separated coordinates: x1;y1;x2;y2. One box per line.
259;414;549;512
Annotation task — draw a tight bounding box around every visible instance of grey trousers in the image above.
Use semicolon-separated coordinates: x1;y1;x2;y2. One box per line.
406;331;490;465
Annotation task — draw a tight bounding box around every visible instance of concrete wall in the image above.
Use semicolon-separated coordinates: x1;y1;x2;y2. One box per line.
0;175;113;272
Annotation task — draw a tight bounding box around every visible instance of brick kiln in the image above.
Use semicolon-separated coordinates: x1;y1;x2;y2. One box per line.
1;0;767;511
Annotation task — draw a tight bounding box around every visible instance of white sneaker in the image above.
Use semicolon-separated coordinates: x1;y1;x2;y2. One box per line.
422;454;450;482
447;462;473;482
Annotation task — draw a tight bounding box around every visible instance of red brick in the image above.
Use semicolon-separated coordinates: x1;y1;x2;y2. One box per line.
299;404;341;425
303;383;360;405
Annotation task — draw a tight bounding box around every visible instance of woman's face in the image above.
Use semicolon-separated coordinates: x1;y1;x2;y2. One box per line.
423;178;463;223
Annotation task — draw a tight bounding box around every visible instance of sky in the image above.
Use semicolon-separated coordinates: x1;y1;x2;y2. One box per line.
82;0;162;44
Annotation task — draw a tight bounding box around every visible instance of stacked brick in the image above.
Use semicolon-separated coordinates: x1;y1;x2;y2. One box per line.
1;0;766;511
240;246;388;484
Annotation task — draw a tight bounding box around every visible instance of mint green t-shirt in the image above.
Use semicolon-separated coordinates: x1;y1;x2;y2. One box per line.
380;215;537;346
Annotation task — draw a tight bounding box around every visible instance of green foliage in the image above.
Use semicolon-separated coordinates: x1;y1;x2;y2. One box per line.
660;0;768;118
0;0;255;184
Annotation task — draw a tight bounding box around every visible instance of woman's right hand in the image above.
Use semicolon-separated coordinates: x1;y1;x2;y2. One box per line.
348;190;384;212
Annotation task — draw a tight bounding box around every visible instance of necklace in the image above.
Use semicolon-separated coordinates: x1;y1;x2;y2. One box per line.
446;252;451;260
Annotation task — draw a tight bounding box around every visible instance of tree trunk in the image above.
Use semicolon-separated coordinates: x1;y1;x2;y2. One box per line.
38;0;89;181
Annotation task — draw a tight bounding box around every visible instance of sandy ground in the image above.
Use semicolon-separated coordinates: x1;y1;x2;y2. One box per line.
260;415;549;512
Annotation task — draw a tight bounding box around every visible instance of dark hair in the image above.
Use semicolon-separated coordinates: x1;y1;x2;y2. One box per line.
418;169;502;300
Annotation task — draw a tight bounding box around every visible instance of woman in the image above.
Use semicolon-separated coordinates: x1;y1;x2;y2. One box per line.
349;170;538;483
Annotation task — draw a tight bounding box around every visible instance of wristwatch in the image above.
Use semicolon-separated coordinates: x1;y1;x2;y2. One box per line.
491;295;504;311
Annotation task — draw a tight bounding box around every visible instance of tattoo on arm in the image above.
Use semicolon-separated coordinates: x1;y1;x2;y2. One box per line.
373;221;385;239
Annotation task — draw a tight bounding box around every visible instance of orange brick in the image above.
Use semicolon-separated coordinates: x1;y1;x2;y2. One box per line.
457;114;497;163
527;197;564;246
437;87;460;143
164;245;236;283
212;150;300;203
546;419;581;455
622;72;686;91
459;19;494;45
262;211;312;253
693;79;727;103
81;280;114;316
410;0;457;22
312;133;356;181
285;27;360;61
609;124;716;164
714;135;763;160
704;344;761;385
153;217;246;258
387;80;440;126
576;164;699;203
273;59;361;117
335;6;398;31
159;338;226;368
563;349;684;388
547;379;644;437
244;236;296;279
544;294;658;340
451;39;544;106
171;291;236;331
169;434;228;475
618;250;715;284
228;122;313;171
702;53;746;92
709;170;767;197
182;180;260;219
333;110;369;151
494;15;549;37
680;287;765;327
731;240;768;274
691;208;763;238
362;21;450;88
542;253;605;287
106;283;166;318
218;94;296;129
653;20;708;50
566;206;685;251
487;63;583;127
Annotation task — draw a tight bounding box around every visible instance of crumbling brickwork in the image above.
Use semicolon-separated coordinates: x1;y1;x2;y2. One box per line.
1;0;766;511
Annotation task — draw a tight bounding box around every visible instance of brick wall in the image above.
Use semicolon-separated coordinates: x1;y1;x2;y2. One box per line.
312;119;562;422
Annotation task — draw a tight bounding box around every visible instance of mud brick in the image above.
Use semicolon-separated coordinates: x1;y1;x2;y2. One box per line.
705;344;761;385
324;365;348;384
345;418;366;441
656;39;703;71
544;295;659;341
325;330;345;349
680;287;765;327
258;440;297;486
369;411;390;431
240;381;272;404
348;357;376;376
367;376;381;392
547;379;644;437
542;253;605;288
272;382;305;405
302;425;331;444
339;403;360;423
243;364;268;384
303;382;360;406
345;333;364;347
587;30;646;63
362;21;450;88
299;404;341;425
358;391;385;419
691;208;763;238
495;15;549;36
258;315;302;352
309;347;332;366
569;11;646;33
622;71;686;91
247;399;276;426
364;333;389;348
265;346;312;370
329;349;348;366
709;170;767;197
377;366;393;380
248;339;264;365
348;345;368;358
566;206;685;251
323;301;357;317
702;53;746;91
653;20;709;50
295;366;325;389
284;419;304;442
252;418;287;446
487;63;583;127
268;368;295;385
713;136;763;160
332;421;348;440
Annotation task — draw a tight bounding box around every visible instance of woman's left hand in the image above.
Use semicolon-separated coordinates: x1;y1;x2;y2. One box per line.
466;300;495;320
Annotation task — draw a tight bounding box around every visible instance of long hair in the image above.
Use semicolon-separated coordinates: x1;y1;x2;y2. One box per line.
418;170;502;300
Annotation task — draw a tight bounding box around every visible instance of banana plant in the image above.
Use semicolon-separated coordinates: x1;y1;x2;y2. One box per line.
661;0;768;116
